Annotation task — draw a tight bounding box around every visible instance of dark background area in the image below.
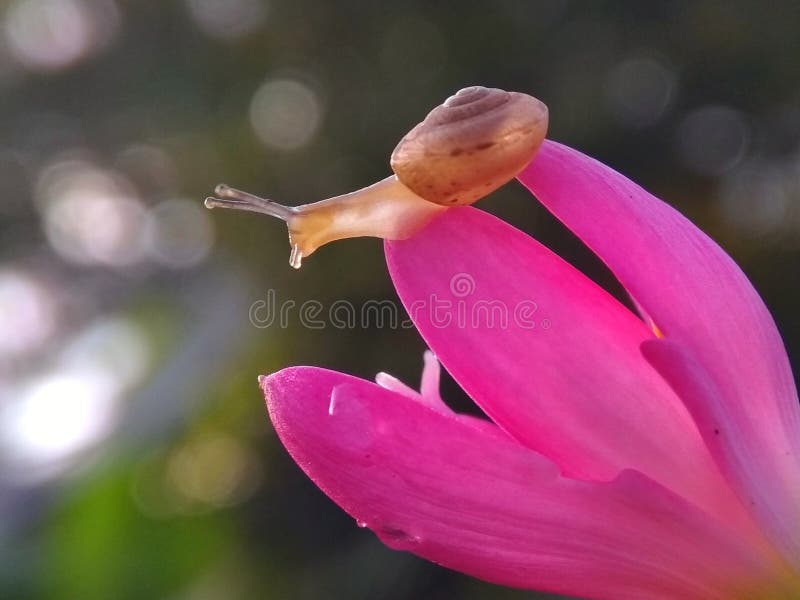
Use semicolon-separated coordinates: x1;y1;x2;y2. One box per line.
0;1;798;599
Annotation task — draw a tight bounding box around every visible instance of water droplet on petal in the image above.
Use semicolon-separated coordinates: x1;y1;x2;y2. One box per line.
378;525;422;550
356;519;368;529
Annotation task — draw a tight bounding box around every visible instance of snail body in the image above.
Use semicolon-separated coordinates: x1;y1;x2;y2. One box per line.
205;86;548;268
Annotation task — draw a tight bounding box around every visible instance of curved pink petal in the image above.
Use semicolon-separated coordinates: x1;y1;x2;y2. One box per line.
519;141;800;562
642;338;800;569
384;208;754;536
263;367;791;600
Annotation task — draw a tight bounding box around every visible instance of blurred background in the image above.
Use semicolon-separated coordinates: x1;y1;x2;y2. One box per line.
0;1;798;599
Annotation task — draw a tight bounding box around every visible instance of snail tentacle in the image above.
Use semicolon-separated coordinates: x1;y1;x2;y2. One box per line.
205;185;296;221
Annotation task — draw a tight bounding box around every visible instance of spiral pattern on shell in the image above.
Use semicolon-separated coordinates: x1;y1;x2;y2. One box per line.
390;86;548;206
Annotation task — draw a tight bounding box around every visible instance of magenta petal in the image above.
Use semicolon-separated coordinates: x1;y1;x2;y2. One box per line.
643;339;800;566
384;208;751;533
263;367;784;600
519;141;800;562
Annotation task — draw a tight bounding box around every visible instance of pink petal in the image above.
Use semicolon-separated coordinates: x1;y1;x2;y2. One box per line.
519;140;800;562
642;339;800;566
384;208;753;536
263;367;788;600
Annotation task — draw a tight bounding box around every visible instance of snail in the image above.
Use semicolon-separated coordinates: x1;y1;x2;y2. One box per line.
205;86;548;268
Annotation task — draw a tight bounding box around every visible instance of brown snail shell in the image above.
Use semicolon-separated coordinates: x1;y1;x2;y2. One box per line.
390;86;548;206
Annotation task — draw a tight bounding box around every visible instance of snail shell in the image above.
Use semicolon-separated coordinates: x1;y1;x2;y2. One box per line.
390;86;548;206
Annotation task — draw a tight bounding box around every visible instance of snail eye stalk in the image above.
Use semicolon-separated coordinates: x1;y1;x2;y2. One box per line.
205;185;305;268
205;185;296;221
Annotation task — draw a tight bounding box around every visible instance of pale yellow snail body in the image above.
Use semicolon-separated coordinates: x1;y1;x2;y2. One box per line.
205;86;549;268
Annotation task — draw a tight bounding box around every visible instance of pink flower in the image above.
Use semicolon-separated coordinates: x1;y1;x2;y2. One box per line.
261;141;800;599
